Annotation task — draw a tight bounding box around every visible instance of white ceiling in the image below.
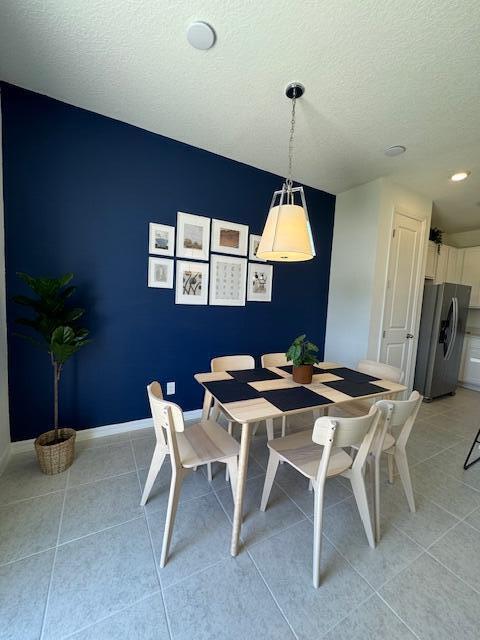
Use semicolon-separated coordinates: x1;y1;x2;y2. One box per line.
1;1;480;232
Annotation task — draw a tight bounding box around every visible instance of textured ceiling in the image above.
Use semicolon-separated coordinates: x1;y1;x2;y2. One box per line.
1;0;479;232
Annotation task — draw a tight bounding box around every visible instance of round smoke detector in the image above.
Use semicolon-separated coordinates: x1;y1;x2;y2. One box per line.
187;21;216;50
384;145;406;157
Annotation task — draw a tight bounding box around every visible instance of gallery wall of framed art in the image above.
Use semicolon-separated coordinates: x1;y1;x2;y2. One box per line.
147;211;275;306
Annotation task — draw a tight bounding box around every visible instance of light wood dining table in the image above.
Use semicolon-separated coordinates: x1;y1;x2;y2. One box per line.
194;361;406;556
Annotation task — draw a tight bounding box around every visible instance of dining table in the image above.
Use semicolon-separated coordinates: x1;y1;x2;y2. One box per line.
194;361;407;556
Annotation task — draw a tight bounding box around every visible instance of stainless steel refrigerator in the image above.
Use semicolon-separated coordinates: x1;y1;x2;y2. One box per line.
414;283;471;401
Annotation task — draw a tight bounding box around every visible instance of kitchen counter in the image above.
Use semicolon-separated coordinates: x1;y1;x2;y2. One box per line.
466;327;480;337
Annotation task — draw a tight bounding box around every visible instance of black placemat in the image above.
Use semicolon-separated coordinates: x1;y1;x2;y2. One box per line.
278;365;294;374
322;380;381;397
261;387;330;412
323;367;380;383
279;365;327;375
203;380;261;403
228;368;282;383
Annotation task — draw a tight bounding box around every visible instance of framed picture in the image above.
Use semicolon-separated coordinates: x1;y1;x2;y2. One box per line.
210;254;247;306
148;257;174;288
175;260;209;305
176;212;210;261
247;262;273;302
249;234;266;262
149;223;175;256
211;219;248;256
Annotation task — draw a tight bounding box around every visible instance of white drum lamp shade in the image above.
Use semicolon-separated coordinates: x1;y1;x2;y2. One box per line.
257;187;315;262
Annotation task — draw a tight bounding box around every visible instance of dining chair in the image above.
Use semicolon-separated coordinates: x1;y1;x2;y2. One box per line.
204;355;255;482
372;391;422;542
260;352;291;439
142;381;240;567
260;406;381;588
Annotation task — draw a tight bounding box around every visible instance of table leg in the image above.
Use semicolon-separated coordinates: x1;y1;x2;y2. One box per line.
230;422;252;556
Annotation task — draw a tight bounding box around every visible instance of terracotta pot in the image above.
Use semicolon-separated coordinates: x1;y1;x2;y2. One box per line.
292;364;314;384
34;428;76;475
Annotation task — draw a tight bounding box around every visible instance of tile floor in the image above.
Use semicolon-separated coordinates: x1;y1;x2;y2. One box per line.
1;387;480;639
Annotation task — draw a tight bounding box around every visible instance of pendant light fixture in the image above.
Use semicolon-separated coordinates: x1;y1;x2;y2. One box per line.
257;82;315;262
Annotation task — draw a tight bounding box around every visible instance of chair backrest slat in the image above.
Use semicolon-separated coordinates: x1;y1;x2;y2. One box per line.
376;390;422;449
148;382;186;469
261;352;291;368
357;359;404;383
312;406;380;483
312;407;379;449
211;355;255;372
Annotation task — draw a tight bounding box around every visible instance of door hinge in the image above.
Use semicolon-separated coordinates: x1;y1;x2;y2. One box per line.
382;330;386;339
392;228;396;238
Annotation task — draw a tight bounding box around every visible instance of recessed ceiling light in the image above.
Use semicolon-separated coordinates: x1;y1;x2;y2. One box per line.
450;171;471;182
384;145;406;157
187;21;216;50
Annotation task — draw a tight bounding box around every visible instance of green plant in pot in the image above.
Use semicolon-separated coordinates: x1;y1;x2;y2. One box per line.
286;334;319;384
13;273;90;475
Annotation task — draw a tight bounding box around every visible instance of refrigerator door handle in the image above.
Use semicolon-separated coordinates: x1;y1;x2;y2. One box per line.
445;296;458;361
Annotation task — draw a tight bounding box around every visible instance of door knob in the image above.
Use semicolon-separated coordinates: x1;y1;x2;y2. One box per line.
406;333;414;339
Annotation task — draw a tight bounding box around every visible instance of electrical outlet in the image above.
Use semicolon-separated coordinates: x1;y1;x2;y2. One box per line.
166;381;175;395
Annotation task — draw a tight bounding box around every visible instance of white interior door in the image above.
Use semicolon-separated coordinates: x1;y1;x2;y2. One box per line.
380;211;423;381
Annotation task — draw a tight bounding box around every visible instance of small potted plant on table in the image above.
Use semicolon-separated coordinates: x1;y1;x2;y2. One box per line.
286;334;319;384
14;273;90;475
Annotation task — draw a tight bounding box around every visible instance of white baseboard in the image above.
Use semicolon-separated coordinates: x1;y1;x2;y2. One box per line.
0;443;11;475
10;408;203;455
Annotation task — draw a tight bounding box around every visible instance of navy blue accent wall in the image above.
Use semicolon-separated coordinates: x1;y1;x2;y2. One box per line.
1;83;335;442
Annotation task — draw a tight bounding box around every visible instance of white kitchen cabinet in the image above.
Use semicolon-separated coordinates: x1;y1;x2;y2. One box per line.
434;244;449;283
461;247;480;308
425;241;437;279
459;335;480;388
446;246;464;283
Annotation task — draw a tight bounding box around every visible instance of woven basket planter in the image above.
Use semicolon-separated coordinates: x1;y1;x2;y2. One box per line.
34;428;76;475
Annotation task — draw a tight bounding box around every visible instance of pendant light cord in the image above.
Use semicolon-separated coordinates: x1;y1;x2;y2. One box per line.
286;85;297;202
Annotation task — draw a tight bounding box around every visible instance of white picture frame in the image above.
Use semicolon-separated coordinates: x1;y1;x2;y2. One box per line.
209;254;247;306
211;219;248;256
175;260;209;305
148;257;174;289
148;223;175;256
176;212;210;261
249;234;267;262
247;262;273;302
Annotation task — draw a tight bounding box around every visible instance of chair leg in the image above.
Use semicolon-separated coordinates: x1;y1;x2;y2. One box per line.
281;415;287;438
225;422;233;481
350;470;375;549
252;422;259;437
207;463;213;483
373;453;382;543
160;469;184;568
140;448;167;506
387;453;395;484
395;448;416;513
312;408;321;420
313;483;325;588
226;457;238;503
308;479;313;491
266;418;274;441
210;402;220;422
260;450;280;511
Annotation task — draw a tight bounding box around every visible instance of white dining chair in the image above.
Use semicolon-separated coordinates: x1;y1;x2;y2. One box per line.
260;352;292;439
372;391;423;541
260;406;381;588
142;382;239;567
204;355;255;482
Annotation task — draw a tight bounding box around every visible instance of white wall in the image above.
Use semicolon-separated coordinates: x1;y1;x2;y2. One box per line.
0;94;11;472
445;229;480;248
467;309;480;330
325;177;432;383
324;179;381;367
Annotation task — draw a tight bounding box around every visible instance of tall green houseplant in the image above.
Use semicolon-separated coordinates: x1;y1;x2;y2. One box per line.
14;273;90;445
